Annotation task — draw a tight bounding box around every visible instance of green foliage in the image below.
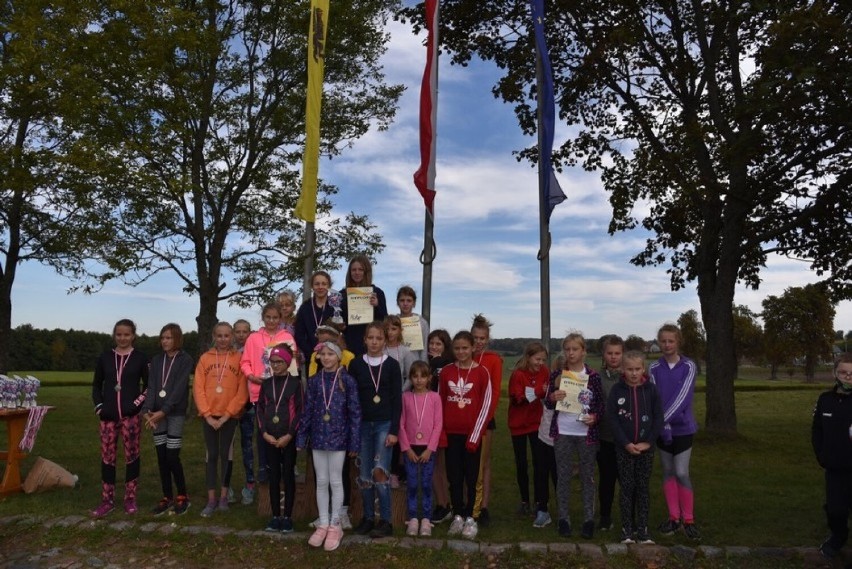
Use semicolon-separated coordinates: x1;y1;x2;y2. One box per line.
399;0;852;434
732;304;764;364
762;284;836;381
67;0;404;343
677;309;706;362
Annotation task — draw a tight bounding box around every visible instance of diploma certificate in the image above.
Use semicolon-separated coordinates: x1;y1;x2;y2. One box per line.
400;316;424;351
346;287;374;324
555;370;590;414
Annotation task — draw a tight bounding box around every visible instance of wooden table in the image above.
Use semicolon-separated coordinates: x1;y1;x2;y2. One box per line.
0;408;47;496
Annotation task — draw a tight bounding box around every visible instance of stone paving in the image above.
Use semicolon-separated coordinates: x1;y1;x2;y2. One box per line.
0;514;842;568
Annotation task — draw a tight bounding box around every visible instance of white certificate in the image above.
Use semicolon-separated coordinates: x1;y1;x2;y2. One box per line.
400;316;424;351
346;287;373;325
555;370;590;414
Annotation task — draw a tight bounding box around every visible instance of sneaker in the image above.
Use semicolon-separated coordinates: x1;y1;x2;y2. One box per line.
217;497;229;512
280;517;294;533
124;498;138;515
241;485;254;505
265;517;282;532
516;502;530;517
324;524;343;551
819;538;840;559
369;519;393;538
657;518;681;535
461;517;478;540
636;528;654;544
354;517;375;535
227;487;236;503
308;525;328;548
419;518;433;537
533;511;552;528
620;527;635;544
683;522;701;541
91;501;114;518
432;505;453;524
599;515;613;531
581;519;595;539
448;515;464;536
200;501;217;517
406;518;420;536
173;495;190;516
477;507;491;528
340;511;352;530
389;474;400;489
558;518;572;538
308;517;320;529
152;497;173;516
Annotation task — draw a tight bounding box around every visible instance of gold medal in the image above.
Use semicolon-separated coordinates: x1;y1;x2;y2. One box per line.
458;400;466;409
158;389;166;398
272;415;280;424
373;394;381;404
215;385;223;394
323;413;331;422
416;432;423;441
114;384;121;392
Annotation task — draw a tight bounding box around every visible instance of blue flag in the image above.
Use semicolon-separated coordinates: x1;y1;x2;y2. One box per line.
530;0;566;220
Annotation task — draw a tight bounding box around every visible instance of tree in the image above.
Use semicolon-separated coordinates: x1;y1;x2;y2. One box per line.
731;304;763;365
76;0;403;347
0;1;115;372
402;0;852;434
762;285;835;382
624;335;647;352
677;309;706;366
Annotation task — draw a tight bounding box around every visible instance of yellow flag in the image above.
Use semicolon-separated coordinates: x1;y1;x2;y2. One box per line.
296;0;330;223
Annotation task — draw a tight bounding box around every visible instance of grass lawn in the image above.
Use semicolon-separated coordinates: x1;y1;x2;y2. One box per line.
0;369;829;551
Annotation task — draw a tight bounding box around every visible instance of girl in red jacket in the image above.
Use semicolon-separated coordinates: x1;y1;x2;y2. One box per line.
508;342;549;519
439;331;492;541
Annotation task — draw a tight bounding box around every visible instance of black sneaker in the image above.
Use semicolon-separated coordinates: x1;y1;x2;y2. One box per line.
172;495;190;515
152;497;173;516
581;520;595;539
431;505;452;524
264;517;281;532
369;519;393;538
354;518;375;535
636;528;654;544
657;518;681;535
599;515;612;531
280;517;294;533
477;507;491;527
683;523;701;541
819;538;840;559
620;527;635;544
516;502;530;517
558;518;572;537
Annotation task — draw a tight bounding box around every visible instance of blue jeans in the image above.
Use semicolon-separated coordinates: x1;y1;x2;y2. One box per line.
404;448;435;520
358;420;393;522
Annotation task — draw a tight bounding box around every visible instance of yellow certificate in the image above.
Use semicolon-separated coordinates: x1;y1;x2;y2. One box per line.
555;370;590;414
400;316;424;351
346;287;373;324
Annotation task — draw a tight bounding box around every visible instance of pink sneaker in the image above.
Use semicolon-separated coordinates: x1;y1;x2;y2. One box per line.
323;524;343;551
124;498;138;515
406;518;420;536
419;518;433;537
308;525;328;548
91;501;114;518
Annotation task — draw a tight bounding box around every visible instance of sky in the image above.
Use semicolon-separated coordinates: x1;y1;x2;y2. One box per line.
9;12;851;343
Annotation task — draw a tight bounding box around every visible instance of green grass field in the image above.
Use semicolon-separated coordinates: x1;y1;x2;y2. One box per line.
0;369;830;550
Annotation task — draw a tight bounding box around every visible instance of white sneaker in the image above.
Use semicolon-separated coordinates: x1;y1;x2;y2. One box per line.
419;518;433;537
533;510;552;528
308;516;321;528
406;517;420;536
461;516;478;540
340;511;352;530
448;515;464;536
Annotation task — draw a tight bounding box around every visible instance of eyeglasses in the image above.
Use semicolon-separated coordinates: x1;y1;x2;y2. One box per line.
269;360;287;366
837;371;852;378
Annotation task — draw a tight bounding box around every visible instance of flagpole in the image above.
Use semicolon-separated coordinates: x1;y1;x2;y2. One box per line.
421;211;435;324
536;50;551;352
302;222;315;303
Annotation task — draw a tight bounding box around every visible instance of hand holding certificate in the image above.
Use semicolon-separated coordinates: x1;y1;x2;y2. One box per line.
554;370;590;415
346;287;374;324
400;316;424;351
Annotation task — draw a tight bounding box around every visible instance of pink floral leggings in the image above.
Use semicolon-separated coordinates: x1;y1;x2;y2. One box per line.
99;415;141;485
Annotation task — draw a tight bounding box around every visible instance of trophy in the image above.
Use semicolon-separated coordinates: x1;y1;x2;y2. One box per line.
328;289;344;324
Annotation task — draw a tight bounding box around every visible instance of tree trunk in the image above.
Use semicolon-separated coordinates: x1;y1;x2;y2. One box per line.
0;277;12;373
698;280;739;436
195;286;220;359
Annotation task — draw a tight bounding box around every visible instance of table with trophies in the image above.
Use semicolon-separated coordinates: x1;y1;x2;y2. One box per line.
0;375;49;496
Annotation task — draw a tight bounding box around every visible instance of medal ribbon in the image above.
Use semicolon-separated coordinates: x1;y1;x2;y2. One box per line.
160;354;177;395
271;374;290;420
413;391;428;434
321;368;341;416
214;350;228;391
367;355;385;399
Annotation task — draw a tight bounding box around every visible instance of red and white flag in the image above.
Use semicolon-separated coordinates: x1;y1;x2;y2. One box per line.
413;0;439;216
